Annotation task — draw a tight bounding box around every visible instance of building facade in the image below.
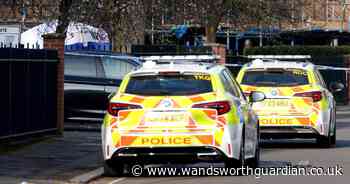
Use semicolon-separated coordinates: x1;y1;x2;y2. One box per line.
291;0;350;31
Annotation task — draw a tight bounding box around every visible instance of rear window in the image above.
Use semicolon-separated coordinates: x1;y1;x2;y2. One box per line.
241;69;309;86
125;74;213;96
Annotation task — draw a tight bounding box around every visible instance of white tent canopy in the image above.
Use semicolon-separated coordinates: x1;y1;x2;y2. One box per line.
21;21;109;49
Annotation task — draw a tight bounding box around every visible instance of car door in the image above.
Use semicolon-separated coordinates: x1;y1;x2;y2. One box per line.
222;69;257;158
64;56;106;119
314;69;335;134
315;69;334;107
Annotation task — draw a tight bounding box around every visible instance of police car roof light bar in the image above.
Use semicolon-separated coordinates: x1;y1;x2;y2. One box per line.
247;55;311;60
142;55;220;62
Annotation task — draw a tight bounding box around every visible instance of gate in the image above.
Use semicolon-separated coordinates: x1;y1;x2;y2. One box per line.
0;48;58;140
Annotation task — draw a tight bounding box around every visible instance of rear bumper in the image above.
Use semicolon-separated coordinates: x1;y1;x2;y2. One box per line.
107;146;228;163
260;126;321;139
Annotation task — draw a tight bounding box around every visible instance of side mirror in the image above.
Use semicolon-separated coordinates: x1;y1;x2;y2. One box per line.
249;91;265;103
329;82;344;93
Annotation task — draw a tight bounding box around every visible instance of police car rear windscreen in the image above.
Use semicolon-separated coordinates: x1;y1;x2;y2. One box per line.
125;74;213;96
241;69;309;87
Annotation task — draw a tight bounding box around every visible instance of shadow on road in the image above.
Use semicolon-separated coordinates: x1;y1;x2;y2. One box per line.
260;139;318;149
336;121;350;130
260;138;350;149
332;139;350;148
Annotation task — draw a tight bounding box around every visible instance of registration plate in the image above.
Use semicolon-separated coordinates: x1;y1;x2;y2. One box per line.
144;111;188;126
263;99;290;107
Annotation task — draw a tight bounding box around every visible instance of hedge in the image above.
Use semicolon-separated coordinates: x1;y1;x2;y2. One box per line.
244;45;350;56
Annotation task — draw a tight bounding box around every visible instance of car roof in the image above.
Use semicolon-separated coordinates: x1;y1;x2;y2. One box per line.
242;59;315;71
129;61;225;75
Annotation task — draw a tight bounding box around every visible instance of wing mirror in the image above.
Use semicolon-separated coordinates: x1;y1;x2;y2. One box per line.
249;91;266;103
329;82;344;93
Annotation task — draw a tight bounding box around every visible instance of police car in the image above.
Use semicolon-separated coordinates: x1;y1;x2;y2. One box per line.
236;56;344;147
102;56;264;176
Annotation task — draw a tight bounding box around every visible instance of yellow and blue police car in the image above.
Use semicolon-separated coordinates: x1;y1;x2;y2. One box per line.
236;57;344;147
102;56;264;176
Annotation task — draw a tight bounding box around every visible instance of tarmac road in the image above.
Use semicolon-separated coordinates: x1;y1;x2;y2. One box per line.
89;106;350;184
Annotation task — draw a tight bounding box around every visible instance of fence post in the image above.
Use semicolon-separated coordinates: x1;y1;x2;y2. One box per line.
42;33;66;135
346;55;350;104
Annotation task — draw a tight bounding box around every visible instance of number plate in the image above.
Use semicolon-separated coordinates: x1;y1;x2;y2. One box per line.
144;111;188;126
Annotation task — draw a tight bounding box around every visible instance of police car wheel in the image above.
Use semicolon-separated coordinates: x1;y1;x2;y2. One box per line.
331;126;336;145
317;119;336;148
103;160;124;176
224;128;245;170
317;135;332;148
331;112;337;145
246;126;260;168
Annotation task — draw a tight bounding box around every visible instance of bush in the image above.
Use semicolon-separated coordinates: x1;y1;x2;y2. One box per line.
244;45;350;56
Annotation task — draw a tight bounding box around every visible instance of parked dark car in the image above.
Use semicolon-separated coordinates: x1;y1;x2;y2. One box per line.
64;52;141;121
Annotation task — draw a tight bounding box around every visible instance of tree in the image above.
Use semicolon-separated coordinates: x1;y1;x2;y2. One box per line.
73;0;147;52
56;0;73;34
196;0;237;43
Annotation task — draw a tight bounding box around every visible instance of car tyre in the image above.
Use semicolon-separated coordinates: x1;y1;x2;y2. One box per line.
331;110;337;145
317;114;336;148
224;127;245;175
246;124;260;168
103;160;124;177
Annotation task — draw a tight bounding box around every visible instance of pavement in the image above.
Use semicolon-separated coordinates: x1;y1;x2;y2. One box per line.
0;131;102;184
1;105;350;184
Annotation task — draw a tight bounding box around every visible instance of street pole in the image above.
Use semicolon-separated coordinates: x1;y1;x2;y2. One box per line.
340;0;350;32
259;0;263;47
226;30;230;50
235;34;239;56
151;16;154;45
341;1;346;32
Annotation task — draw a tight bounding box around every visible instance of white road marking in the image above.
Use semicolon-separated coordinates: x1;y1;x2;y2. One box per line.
109;177;126;184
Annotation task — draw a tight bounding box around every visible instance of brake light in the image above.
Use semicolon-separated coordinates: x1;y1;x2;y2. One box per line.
192;101;231;115
294;91;323;102
107;102;142;116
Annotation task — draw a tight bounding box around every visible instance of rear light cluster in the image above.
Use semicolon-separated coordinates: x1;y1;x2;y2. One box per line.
192;101;231;115
107;102;142;116
293;91;323;102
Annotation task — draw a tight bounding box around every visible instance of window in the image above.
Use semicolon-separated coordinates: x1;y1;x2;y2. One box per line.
223;70;246;100
220;71;239;97
125;74;213;96
314;69;327;88
241;68;309;86
64;56;98;78
102;58;135;79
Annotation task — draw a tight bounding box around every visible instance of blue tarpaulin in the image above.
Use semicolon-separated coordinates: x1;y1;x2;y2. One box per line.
173;25;188;39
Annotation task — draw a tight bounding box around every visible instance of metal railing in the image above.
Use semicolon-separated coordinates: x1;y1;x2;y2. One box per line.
0;47;59;140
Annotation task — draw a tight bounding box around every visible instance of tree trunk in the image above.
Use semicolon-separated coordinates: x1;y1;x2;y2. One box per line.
205;23;218;43
56;0;73;35
111;26;125;53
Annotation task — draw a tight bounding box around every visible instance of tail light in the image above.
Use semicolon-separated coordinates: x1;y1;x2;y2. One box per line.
294;91;323;102
107;102;142;116
192;101;231;115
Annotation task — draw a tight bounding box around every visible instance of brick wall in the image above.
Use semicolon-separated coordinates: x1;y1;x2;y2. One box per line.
42;33;65;134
